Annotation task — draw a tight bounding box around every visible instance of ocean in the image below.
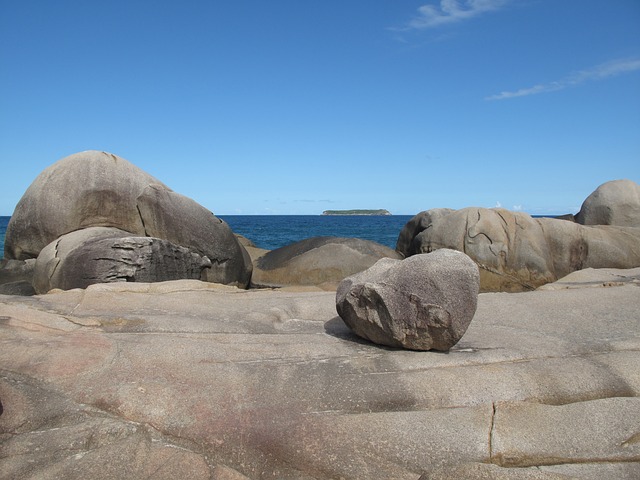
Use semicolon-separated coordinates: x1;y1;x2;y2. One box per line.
0;215;413;259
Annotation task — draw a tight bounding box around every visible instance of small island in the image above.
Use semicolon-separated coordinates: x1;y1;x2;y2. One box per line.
322;209;392;216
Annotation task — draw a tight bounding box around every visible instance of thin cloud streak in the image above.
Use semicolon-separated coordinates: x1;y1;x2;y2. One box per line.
406;0;509;30
486;58;640;100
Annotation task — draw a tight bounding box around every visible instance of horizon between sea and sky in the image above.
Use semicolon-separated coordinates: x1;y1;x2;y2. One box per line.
1;1;639;217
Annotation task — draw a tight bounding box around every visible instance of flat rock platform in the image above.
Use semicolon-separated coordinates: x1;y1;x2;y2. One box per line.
1;272;639;479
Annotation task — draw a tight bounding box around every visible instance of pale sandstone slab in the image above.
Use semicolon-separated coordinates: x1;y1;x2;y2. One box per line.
1;277;639;479
491;397;640;467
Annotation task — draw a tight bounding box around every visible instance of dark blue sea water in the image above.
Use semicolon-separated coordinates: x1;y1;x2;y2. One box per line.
0;216;8;259
220;215;413;251
0;215;413;259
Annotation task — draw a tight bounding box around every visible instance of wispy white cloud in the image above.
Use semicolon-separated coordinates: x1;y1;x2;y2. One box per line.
406;0;509;30
486;58;640;101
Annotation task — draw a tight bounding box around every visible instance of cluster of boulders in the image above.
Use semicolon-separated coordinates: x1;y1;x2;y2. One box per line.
1;151;401;296
2;151;638;353
2;151;253;293
396;179;640;292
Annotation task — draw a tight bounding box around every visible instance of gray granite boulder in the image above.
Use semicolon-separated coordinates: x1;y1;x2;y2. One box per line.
4;150;251;287
575;179;640;227
395;208;455;257
33;227;212;293
400;207;640;292
4;151;166;260
251;236;402;289
136;185;251;287
336;249;480;351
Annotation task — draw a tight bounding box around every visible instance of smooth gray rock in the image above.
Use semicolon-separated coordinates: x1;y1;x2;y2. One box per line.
395;208;455;257
4;151;165;260
252;236;402;289
136;185;252;287
402;207;640;291
491;398;640;468
0;275;639;479
4;150;251;287
575;179;640;227
336;249;480;351
33;227;212;293
538;266;640;290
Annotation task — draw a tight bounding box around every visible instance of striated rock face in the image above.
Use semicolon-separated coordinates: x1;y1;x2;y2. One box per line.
32;227;212;294
0;276;639;479
336;249;480;351
575;179;640;227
397;207;640;292
3;150;251;288
251;236;402;289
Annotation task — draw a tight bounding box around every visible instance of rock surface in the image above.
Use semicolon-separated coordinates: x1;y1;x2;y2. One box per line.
251;236;402;289
336;249;480;351
397;207;640;291
575;179;640;227
395;208;455;257
32;227;213;294
2;274;638;479
3;150;251;288
0;259;35;296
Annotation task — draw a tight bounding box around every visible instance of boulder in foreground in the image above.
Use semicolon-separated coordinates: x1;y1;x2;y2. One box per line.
336;249;480;351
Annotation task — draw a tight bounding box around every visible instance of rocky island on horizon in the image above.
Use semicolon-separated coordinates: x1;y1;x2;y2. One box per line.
322;209;392;216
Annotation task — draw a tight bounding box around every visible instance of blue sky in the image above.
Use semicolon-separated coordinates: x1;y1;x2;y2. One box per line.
1;0;639;215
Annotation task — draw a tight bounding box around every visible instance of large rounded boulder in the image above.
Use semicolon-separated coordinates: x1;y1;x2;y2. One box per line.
575;179;640;227
336;249;480;351
251;236;403;289
4;150;252;288
32;227;212;294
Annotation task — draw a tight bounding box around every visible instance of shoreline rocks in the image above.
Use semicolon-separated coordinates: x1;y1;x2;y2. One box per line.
251;236;402;290
3;151;252;290
396;181;640;292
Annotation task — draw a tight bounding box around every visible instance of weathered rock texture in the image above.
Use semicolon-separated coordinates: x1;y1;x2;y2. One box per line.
0;259;35;296
1;276;639;479
251;236;402;289
336;249;480;351
575;179;640;227
3;150;251;288
32;227;212;294
397;207;640;292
